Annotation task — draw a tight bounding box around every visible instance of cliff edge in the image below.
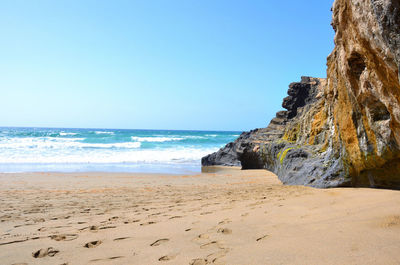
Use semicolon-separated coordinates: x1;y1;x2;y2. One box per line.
202;0;400;189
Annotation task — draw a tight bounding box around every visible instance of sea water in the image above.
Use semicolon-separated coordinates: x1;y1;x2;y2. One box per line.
0;127;240;173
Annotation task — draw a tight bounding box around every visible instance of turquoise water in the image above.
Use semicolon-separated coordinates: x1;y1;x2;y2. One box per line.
0;127;240;173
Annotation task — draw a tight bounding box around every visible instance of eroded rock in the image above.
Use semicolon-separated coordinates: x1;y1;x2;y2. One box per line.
202;0;400;189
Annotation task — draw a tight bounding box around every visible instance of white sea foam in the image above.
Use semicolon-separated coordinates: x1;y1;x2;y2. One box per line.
81;142;141;149
94;131;115;135
131;136;184;142
0;127;241;174
0;137;140;149
179;135;207;140
0;146;217;164
59;132;77;136
0;128;242;173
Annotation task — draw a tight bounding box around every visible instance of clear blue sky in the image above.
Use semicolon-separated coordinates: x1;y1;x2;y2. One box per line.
0;0;334;131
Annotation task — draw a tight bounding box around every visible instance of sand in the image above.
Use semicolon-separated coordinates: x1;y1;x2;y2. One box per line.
0;167;400;265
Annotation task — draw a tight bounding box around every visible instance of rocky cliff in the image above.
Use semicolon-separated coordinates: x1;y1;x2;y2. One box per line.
202;0;400;189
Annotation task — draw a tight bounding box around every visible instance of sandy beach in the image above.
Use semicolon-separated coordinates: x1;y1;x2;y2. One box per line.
1;167;400;265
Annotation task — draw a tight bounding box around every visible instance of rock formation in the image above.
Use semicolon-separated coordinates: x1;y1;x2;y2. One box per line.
202;0;400;189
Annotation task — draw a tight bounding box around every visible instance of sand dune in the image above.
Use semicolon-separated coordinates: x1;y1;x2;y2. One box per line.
0;168;399;264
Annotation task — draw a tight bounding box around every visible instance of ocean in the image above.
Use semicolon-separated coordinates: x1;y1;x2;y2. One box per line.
0;127;240;174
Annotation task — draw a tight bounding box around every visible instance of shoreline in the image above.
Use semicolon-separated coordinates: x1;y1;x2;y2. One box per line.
1;168;400;264
0;163;205;175
0;165;241;175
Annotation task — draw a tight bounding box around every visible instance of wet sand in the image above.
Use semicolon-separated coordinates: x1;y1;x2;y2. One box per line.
0;167;400;264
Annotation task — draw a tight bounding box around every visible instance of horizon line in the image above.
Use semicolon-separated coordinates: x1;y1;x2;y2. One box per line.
0;125;244;133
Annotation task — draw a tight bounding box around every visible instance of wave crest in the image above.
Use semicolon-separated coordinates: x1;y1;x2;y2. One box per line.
0;147;217;164
0;137;140;149
59;132;77;136
131;136;183;142
94;131;115;135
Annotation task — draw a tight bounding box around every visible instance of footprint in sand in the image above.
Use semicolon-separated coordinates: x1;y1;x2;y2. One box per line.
149;212;162;217
84;240;102;248
99;225;116;230
256;235;268;242
191;233;209;244
113;237;130;241
50;234;78;241
190;258;207;265
140;221;157;226
90;256;124;262
124;219;140;224
158;254;176;261
218;219;231;225
200;241;224;249
32;247;59;258
206;250;228;264
217;228;232;235
79;225;98;231
198;233;209;239
169;216;183;219
150;238;169;246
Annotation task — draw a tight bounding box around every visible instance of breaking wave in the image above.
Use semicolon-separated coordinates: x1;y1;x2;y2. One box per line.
0;127;241;172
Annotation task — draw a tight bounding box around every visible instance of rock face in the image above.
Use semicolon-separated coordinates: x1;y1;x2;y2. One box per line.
202;0;400;189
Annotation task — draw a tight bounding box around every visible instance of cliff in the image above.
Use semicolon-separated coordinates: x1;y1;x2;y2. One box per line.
202;0;400;189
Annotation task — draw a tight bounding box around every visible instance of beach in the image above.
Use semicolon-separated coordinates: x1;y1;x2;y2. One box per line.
1;167;399;265
2;0;400;264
